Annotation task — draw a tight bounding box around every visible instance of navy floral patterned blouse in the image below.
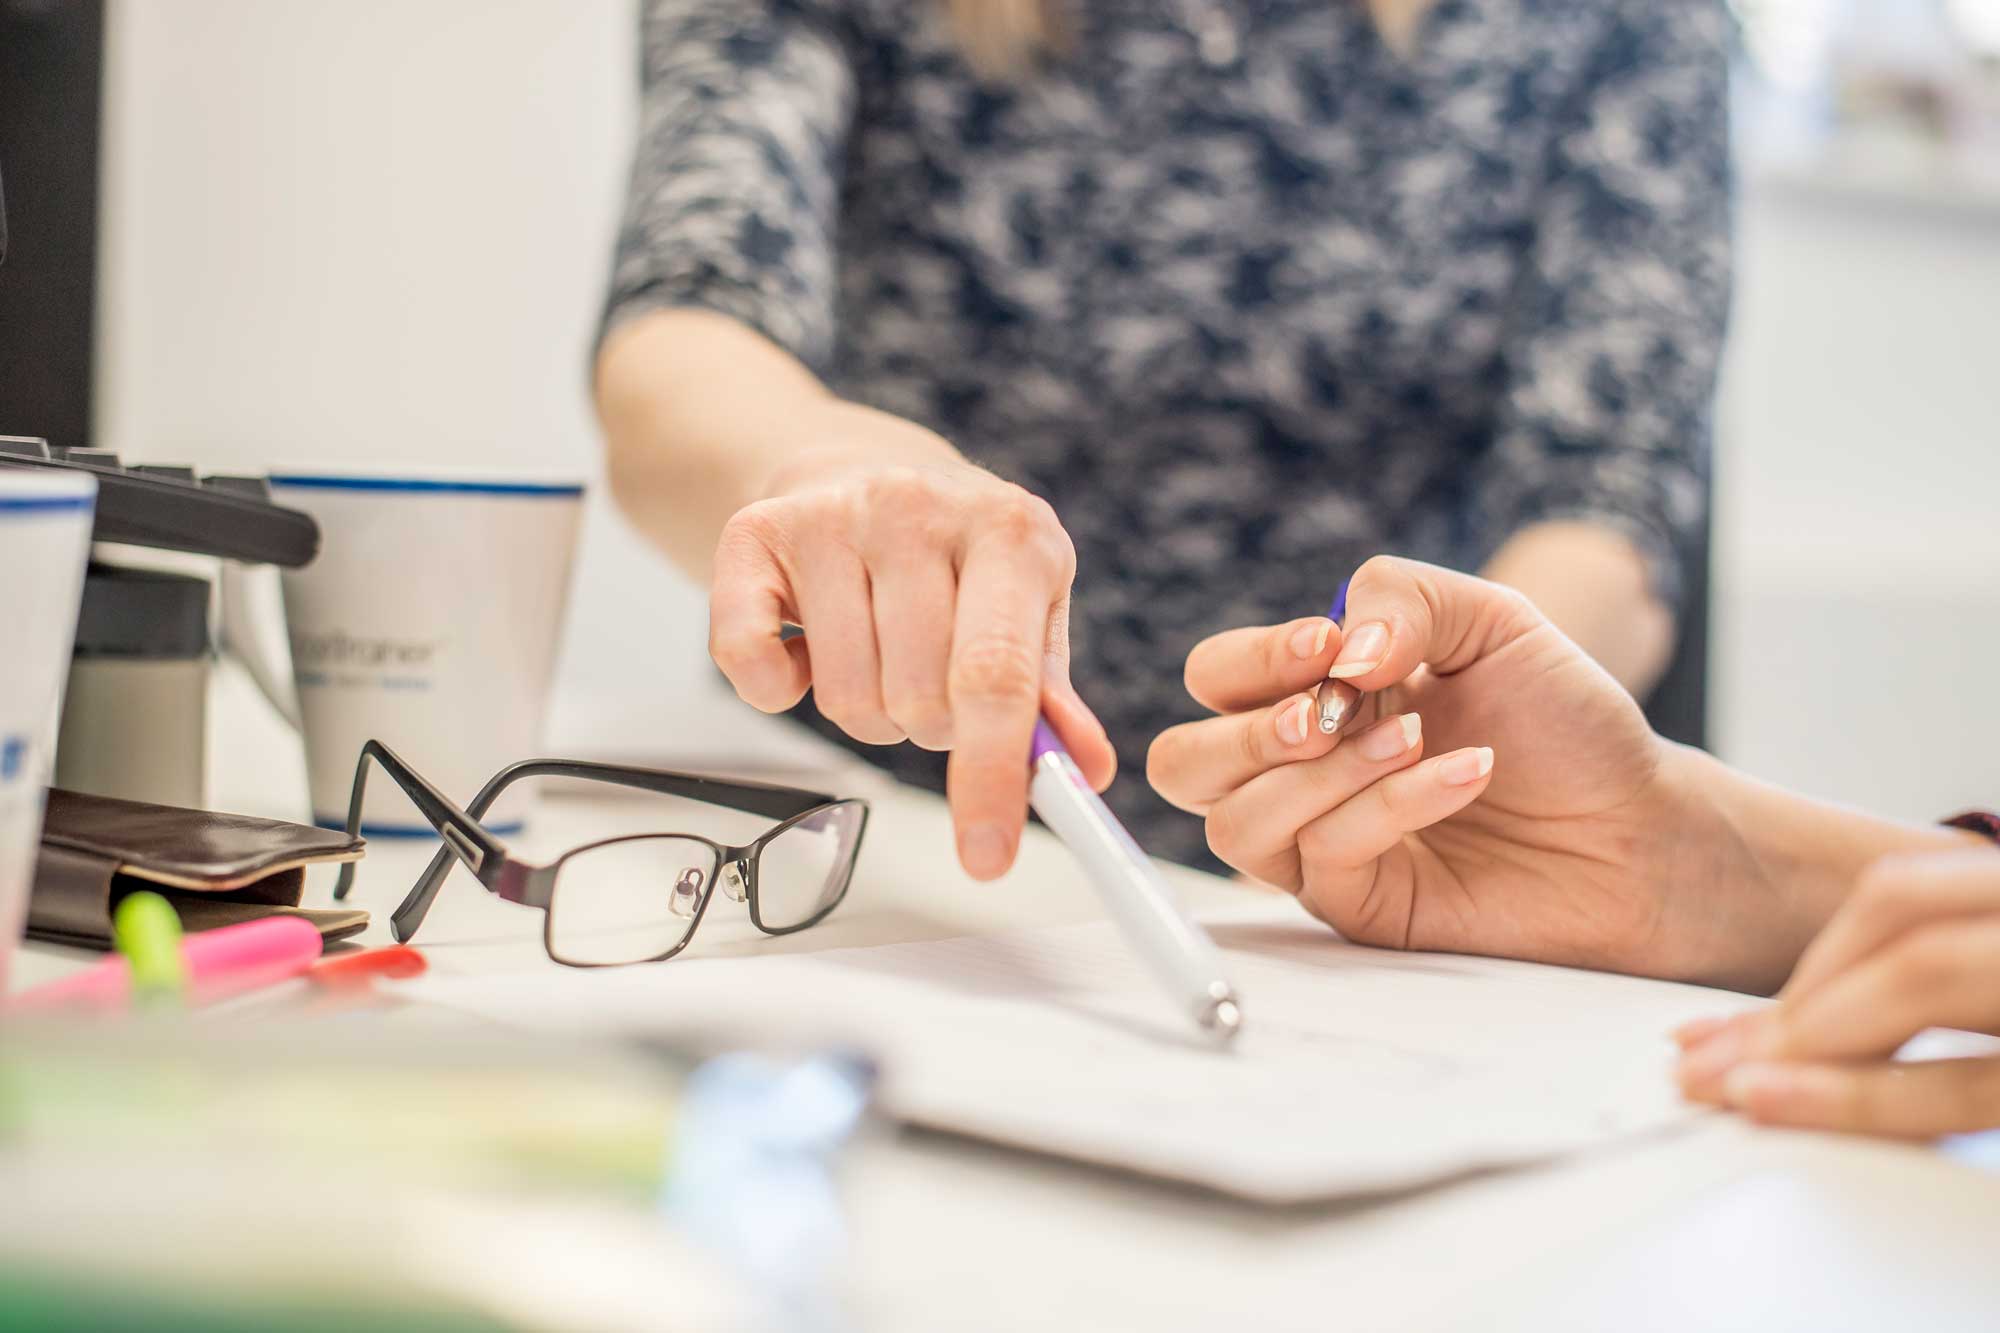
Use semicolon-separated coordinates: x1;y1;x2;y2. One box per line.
603;0;1734;867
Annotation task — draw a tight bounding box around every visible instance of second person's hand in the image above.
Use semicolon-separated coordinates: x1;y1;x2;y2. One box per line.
706;400;1115;879
1147;556;1802;990
1675;847;2000;1138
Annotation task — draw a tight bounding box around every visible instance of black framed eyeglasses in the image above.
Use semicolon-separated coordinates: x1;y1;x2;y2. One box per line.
331;740;870;967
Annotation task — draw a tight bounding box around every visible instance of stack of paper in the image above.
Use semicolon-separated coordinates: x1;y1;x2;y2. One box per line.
400;904;1760;1202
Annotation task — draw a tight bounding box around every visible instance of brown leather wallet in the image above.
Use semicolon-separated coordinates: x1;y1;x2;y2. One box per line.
29;789;369;948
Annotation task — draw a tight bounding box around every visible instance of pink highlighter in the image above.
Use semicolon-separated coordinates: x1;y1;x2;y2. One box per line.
9;916;324;1014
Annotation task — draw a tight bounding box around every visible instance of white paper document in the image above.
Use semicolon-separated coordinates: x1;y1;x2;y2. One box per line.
399;904;1760;1202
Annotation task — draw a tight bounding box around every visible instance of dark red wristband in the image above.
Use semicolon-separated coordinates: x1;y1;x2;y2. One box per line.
1943;810;2000;844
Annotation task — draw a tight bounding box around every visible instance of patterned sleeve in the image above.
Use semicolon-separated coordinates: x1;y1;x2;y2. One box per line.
1465;0;1734;610
600;0;856;374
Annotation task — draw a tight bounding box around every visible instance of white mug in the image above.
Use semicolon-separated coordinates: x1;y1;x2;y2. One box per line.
267;470;584;836
0;470;97;990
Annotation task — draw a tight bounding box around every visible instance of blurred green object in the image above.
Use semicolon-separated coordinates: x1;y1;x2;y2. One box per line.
0;1015;875;1332
112;890;185;1007
0;1269;506;1333
0;1018;680;1196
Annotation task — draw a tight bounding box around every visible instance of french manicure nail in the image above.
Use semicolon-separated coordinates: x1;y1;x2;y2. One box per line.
1676;1023;1749;1089
1278;697;1311;746
1438;746;1493;786
1357;713;1421;761
1671;1015;1732;1050
960;825;1013;879
1327;622;1387;679
1288;619;1333;659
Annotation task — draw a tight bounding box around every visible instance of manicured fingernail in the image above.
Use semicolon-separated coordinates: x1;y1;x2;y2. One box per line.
960;825;1013;879
1721;1061;1794;1109
1278;696;1312;746
1671;1015;1732;1049
1357;712;1421;761
1676;1023;1750;1091
1326;622;1386;679
1289;618;1335;659
1438;746;1493;786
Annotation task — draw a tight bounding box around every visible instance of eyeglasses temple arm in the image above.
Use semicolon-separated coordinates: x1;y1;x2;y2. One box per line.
394;756;565;943
543;760;835;821
330;740;512;943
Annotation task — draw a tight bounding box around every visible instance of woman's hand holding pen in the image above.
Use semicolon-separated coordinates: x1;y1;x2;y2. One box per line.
706;400;1115;880
1147;556;1796;991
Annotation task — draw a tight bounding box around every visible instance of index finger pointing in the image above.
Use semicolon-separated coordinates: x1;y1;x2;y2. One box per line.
946;542;1059;880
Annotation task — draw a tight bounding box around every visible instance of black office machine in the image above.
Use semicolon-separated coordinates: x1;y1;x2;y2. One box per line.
0;439;320;806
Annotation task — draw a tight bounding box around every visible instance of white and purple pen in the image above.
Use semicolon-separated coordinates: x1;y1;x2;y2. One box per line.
1028;719;1243;1046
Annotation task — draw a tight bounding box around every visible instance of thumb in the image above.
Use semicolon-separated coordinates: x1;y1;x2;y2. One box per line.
1325;555;1546;693
708;507;813;713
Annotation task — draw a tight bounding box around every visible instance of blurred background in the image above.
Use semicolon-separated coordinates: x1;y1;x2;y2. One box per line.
2;0;1995;823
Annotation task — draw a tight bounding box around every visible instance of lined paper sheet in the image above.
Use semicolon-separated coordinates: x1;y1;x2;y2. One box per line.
398;903;1761;1202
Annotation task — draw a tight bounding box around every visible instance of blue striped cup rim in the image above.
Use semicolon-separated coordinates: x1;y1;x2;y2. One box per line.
0;472;97;515
270;473;583;498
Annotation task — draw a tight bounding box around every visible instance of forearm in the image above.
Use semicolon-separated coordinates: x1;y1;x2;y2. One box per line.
1661;744;1984;992
1479;521;1674;695
594;308;963;580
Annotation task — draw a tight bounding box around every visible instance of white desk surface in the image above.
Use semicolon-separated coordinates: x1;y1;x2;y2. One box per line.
13;666;2000;1332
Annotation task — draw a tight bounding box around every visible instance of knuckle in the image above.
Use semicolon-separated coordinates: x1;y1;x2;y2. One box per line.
1490;583;1536;623
1888;927;1967;991
987;490;1043;540
901;508;961;553
1144;732;1181;793
1351;554;1405;595
884;689;953;745
1266;621;1304;671
708;626;761;676
1204;803;1245;864
1027;496;1075;570
1294;753;1356;805
861;466;931;508
812;687;868;728
820;705;904;747
1372;775;1418;823
811;690;858;728
981;489;1072;571
720;499;791;555
1855;854;1922;911
1237;714;1269;772
950;635;1041;703
862;469;954;538
1295;817;1338;864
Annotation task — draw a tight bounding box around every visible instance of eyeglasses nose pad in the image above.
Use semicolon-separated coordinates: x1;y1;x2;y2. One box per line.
722;861;749;904
670;866;705;919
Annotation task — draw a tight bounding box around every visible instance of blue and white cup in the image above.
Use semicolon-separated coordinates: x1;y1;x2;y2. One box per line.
0;471;97;990
268;470;584;837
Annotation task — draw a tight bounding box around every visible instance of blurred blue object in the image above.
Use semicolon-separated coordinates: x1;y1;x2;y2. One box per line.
667;1052;877;1333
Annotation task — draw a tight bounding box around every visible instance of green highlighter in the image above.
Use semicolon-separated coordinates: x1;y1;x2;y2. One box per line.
113;890;187;1009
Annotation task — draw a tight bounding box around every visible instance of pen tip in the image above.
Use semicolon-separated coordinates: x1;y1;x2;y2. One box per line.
1202;996;1243;1045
